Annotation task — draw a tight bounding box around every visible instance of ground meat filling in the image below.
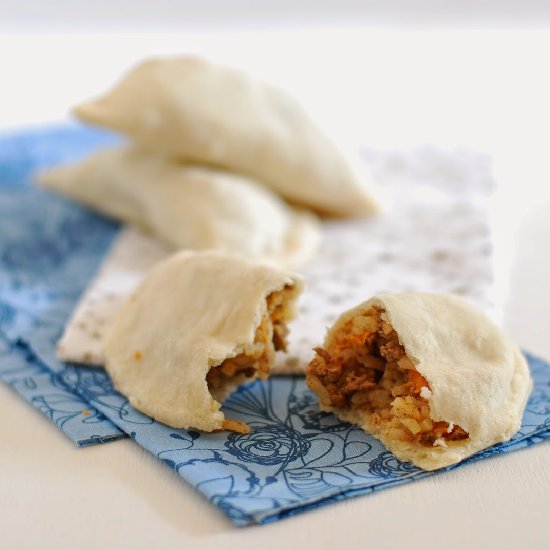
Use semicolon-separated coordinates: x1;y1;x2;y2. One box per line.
266;289;290;352
308;308;469;447
206;287;292;407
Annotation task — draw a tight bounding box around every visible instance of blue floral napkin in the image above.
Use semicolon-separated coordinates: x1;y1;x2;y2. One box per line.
1;124;549;524
0;338;124;446
0;124;126;445
60;353;549;525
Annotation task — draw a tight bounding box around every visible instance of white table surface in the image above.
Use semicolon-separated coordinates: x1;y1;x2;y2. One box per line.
1;25;550;550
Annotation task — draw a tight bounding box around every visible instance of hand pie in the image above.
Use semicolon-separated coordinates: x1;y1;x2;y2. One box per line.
74;57;379;217
38;147;319;268
104;250;303;433
306;293;532;470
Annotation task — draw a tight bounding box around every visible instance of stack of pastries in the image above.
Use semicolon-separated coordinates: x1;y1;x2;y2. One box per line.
40;56;380;268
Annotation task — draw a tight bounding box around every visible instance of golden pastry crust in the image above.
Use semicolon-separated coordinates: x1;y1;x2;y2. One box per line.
307;293;532;470
74;57;379;217
38;147;320;269
104;251;303;432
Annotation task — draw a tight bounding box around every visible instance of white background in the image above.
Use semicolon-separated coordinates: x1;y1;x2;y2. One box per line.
1;2;550;549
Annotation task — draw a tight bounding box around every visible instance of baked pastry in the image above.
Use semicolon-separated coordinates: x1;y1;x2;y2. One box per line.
104;250;302;433
74;57;379;217
306;293;532;470
38;147;319;268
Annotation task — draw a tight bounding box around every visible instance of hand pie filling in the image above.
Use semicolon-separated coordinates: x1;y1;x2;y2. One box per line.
206;286;294;433
307;307;469;447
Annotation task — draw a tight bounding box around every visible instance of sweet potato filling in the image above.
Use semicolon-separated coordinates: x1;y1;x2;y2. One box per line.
206;287;293;433
307;308;468;447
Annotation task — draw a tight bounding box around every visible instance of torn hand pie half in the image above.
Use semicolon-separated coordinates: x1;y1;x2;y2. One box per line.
306;293;532;470
38;147;319;269
74;56;379;217
104;250;302;433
